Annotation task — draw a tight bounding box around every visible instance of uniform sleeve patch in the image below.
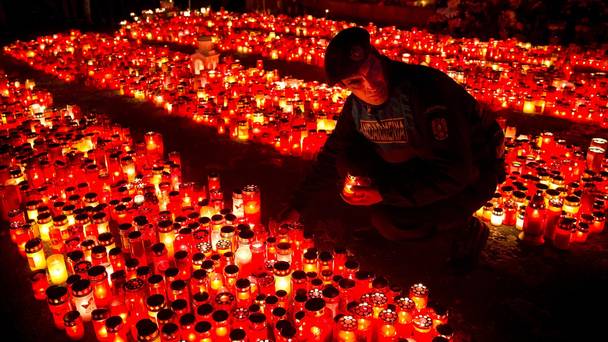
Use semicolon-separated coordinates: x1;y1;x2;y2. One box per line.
431;117;448;141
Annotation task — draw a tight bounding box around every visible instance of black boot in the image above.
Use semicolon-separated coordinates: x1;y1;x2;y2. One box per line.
447;216;490;274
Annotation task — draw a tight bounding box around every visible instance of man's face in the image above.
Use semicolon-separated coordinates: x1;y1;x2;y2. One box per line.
340;54;388;106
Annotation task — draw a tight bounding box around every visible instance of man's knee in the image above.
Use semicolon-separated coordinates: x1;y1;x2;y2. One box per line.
369;206;435;241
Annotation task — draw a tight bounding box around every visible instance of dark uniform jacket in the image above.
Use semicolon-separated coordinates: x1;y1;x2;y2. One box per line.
291;57;505;213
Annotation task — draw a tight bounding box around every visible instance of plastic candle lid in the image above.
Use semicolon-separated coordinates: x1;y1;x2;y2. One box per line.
161;323;179;337
71;279;92;297
305;298;326;312
136;319;159;339
179;313;195;326
146;294;165;308
105;316;123;331
196;303;214;317
194;321;212;334
212;309;229;323
171;299;188;312
63;310;80;326
248;312;266;323
235;278;250;289
46;285;68;304
230;328;246;340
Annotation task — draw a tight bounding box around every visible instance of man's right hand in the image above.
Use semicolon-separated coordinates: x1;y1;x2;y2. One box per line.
269;206;301;235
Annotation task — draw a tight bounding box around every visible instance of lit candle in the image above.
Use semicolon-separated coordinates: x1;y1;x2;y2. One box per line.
515;206;525;230
377;308;398;341
25;199;40;221
573;222;590;243
209;272;224;293
223;264;239;291
235;278;252;307
276;242;292;264
207;172;221;192
135;318;160;341
409;283;429;311
30;269;49;300
336;315;356;342
553;217;575;250
71;279;97;321
544;191;563;240
47;253;69;285
302;298;332;341
354;302;373;341
592;211;605;233
161;322;180;342
63;311;85;340
146;294;166;325
37;212;53;242
92;212;110;235
25;237;47;270
151;243;171;276
563;195;581;217
586;146;605;172
144;131;164;160
46;285;72;329
92;308;109;341
482;202;494;223
242;184;261;226
395;295;416;336
490;207;504;226
120;156;136;183
194;320;212;342
88;265;111;308
237;120;249;140
106;315;128;342
520;191;546;245
235;230;253;273
273;261;292;295
303;250;318;274
212;310;230;339
158;220;176;258
412;314;434;342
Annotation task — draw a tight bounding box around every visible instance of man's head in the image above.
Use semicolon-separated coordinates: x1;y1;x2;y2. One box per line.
325;27;389;106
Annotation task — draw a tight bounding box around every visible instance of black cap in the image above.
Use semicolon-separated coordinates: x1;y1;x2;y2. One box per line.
324;27;373;86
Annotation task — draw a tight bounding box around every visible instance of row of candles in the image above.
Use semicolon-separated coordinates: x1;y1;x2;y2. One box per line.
0;74;452;341
4;23;608;250
476;124;608;249
4;31;349;159
118;9;608;126
4;13;608;243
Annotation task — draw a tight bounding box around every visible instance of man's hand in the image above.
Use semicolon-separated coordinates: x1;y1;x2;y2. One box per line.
269;206;301;234
342;186;383;206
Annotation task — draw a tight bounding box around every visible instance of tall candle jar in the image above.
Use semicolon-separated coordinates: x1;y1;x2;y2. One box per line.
25;237;46;270
63;310;85;340
71;279;97;321
46;285;72;330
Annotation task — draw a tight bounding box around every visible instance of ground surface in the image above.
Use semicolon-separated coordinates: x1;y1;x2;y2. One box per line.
1;44;608;342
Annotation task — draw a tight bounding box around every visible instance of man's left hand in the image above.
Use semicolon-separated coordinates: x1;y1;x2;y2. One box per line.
342;186;383;206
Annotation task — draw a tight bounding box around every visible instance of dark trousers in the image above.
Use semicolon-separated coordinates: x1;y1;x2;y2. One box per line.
338;147;502;241
369;163;499;240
